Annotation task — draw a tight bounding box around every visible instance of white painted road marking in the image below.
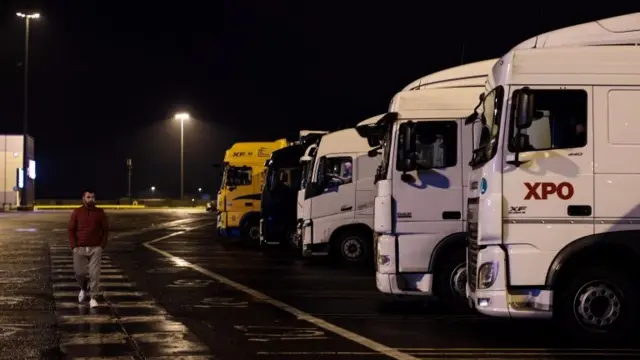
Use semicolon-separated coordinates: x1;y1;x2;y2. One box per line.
53;268;122;274
59;332;127;345
52;281;136;288
143;222;421;360
50;219;212;358
52;274;128;280
53;290;147;298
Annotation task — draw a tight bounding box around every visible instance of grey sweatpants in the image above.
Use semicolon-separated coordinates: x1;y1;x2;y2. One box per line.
72;246;103;298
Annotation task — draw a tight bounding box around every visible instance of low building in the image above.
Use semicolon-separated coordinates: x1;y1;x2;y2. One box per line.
0;134;35;210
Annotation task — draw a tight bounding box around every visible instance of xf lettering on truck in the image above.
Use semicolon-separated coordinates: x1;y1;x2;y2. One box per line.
524;182;574;200
233;152;254;157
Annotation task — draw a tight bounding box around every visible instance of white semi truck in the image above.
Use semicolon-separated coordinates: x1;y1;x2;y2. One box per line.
465;12;640;340
294;115;383;264
355;60;496;306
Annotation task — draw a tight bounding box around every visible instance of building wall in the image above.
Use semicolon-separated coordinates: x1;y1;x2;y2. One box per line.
0;135;35;209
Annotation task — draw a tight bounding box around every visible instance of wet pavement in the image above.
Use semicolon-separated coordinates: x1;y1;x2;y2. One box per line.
0;209;639;359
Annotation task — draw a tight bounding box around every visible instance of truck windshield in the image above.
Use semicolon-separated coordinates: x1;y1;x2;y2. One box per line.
267;167;301;192
225;166;252;186
265;166;276;191
470;86;504;168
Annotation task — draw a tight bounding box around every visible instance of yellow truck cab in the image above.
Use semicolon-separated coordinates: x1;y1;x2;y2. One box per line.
216;139;289;241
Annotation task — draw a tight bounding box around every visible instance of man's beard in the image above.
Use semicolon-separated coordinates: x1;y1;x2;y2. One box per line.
84;201;95;208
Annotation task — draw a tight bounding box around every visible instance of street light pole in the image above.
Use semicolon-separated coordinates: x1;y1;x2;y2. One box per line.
180;117;184;200
174;112;190;200
16;12;40;209
126;158;132;198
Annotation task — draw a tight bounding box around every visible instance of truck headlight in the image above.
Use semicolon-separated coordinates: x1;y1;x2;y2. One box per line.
477;261;498;289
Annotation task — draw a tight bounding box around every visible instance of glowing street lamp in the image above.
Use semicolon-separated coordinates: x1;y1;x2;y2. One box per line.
151;186;156;192
174;112;190;200
16;12;40;209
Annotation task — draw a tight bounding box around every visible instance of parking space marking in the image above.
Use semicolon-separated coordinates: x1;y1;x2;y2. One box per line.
50;221;212;358
143;222;420;360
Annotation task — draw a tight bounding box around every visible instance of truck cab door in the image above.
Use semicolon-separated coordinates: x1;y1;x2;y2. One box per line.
309;154;356;244
393;120;464;272
501;86;594;286
354;153;378;219
229;167;258;214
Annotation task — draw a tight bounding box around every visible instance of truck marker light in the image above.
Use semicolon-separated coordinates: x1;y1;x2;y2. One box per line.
524;182;574;200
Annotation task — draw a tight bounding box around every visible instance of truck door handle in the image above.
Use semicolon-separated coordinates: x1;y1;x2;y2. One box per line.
568;205;591;216
340;205;352;211
442;211;461;220
245;202;252;206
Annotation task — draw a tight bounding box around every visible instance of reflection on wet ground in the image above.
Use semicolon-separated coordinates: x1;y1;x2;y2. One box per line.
1;210;640;359
49;244;211;359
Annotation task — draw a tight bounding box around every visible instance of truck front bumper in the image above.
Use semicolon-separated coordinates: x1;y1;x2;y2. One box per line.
467;245;551;319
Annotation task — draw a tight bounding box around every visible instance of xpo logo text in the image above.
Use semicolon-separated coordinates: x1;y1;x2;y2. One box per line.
524;182;574;200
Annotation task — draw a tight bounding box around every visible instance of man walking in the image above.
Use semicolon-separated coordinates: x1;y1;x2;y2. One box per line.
68;189;109;308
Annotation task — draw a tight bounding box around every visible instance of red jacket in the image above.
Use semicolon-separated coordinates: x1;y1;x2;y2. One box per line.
68;206;109;248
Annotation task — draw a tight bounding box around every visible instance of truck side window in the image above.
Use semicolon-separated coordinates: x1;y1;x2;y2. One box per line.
318;156;353;188
508;89;588;152
396;121;458;170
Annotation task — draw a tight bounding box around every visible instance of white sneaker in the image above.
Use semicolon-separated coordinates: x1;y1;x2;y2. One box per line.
78;289;88;302
89;298;99;308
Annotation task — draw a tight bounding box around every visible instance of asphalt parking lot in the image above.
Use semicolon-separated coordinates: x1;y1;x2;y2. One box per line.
0;209;638;359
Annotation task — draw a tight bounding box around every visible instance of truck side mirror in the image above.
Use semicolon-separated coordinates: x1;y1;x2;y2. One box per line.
512;133;531;152
366;136;380;147
399;122;417;172
514;88;534;129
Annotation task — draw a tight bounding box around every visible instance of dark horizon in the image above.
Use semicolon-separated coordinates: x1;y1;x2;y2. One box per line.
0;3;635;199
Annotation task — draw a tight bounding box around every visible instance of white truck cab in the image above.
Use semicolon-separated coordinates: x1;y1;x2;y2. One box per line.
296;116;383;264
355;60;496;306
465;12;640;340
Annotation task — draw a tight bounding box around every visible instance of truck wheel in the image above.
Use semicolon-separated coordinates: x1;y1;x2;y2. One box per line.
241;219;260;243
333;229;371;266
434;250;467;309
555;266;637;343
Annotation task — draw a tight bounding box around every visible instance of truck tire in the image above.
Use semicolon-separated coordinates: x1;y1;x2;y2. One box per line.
433;250;467;309
332;229;371;266
241;219;260;243
554;265;637;343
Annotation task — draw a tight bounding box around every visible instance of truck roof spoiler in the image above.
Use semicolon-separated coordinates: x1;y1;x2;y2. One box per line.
513;12;640;50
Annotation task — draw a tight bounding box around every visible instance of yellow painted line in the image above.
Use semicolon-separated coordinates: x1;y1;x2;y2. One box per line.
143;222;420;360
34;205;207;209
35;205;146;209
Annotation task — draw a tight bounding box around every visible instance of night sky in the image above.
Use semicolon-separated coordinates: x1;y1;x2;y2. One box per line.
0;2;635;199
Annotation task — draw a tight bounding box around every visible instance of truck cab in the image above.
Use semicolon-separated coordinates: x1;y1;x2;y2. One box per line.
355;60;495;305
465;12;640;340
260;131;327;247
216;139;289;241
296;116;383;265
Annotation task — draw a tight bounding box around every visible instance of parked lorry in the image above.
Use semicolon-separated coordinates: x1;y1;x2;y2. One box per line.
355;59;496;305
294;115;383;264
260;131;327;247
465;12;640;340
216;139;289;241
